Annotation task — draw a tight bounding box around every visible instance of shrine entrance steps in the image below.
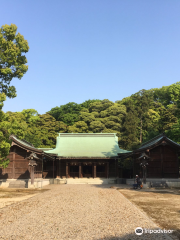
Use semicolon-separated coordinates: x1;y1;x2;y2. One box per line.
66;178;117;184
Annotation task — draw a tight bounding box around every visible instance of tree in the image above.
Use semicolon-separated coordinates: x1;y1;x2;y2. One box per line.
48;102;82;126
0;93;10;168
130;90;154;143
0;24;29;98
89;121;105;133
120;99;139;150
21;109;39;123
68;121;88;133
80;99;101;109
48;100;102;126
89;99;114;113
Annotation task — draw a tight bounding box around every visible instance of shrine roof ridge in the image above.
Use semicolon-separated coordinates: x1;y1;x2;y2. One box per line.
45;132;131;157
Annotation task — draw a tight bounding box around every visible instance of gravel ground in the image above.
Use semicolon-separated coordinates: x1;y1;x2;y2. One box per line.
0;184;176;240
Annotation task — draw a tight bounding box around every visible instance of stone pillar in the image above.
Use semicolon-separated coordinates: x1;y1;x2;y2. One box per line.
66;163;68;178
29;160;37;185
79;163;82;178
94;163;96;178
31;166;35;185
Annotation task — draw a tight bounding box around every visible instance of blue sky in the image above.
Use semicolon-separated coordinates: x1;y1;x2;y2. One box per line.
1;0;180;114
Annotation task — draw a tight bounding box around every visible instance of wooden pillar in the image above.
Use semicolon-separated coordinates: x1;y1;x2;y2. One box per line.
56;158;58;178
53;159;54;179
177;153;179;178
56;157;60;178
115;159;117;178
107;162;109;179
59;159;61;179
12;153;15;179
161;146;164;178
42;155;44;179
94;163;96;178
115;159;118;178
79;163;81;178
133;155;135;183
12;146;16;179
66;162;68;178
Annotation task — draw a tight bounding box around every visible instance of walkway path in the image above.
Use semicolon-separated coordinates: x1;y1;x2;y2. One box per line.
0;185;175;240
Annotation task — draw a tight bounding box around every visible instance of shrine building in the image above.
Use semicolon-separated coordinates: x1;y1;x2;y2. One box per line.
0;133;130;187
1;132;179;188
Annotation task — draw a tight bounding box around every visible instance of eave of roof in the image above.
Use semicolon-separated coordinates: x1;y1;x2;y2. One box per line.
9;135;54;160
134;133;180;153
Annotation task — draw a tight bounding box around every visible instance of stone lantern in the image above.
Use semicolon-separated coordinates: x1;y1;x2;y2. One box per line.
138;153;150;184
27;153;38;185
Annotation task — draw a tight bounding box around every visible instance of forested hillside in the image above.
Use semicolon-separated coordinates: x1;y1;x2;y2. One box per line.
1;82;180;152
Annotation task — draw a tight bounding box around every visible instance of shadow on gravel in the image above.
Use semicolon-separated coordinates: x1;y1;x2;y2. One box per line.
95;232;175;240
88;184;116;189
107;185;180;195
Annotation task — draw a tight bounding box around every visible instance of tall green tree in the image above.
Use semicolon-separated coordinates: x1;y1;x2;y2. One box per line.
130;89;154;143
48;100;101;126
48;102;82;126
0;24;29;98
0;93;10;168
120;99;139;150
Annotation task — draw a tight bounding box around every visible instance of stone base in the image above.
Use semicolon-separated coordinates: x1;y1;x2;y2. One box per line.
125;178;180;188
66;178;117;184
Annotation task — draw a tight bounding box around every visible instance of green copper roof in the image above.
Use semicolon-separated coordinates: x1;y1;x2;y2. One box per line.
45;133;131;157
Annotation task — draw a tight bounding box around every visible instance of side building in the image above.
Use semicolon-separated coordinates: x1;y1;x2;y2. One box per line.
0;135;54;188
133;133;180;179
120;133;180;187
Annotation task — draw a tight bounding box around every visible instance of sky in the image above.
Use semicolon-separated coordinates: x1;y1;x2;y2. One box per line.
1;0;180;114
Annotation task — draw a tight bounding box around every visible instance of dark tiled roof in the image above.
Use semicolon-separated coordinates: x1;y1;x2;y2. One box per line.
9;134;54;160
137;133;180;151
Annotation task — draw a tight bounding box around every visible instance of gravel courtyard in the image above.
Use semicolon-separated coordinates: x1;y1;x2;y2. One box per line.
0;184;175;240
